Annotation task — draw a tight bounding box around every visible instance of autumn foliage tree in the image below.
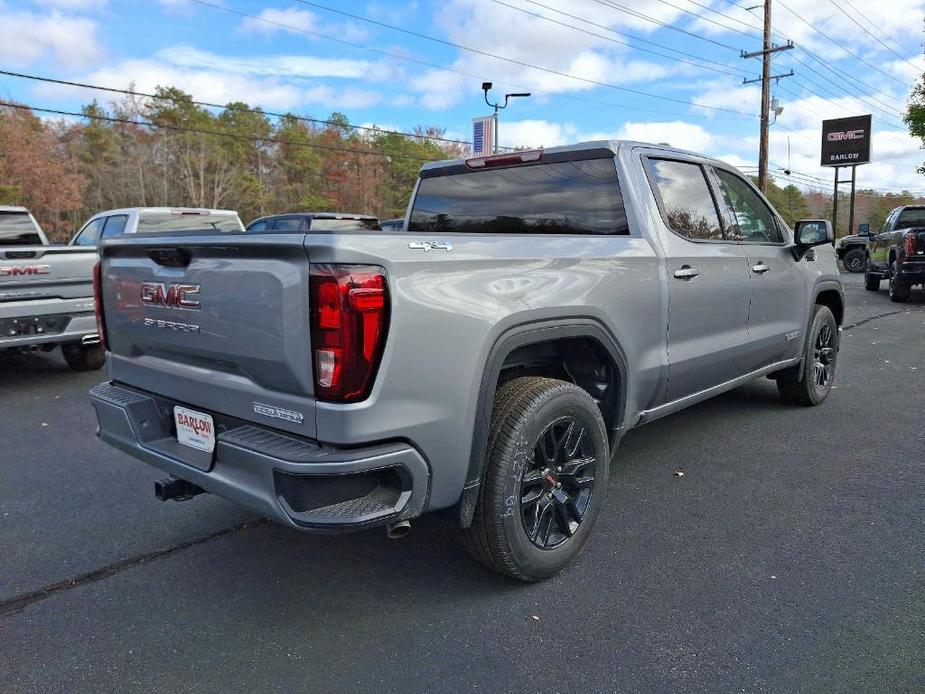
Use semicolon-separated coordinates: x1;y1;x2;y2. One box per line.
4;85;917;242
0;105;84;240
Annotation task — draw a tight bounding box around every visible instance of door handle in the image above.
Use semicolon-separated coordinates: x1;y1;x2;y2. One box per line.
752;262;772;274
673;265;700;279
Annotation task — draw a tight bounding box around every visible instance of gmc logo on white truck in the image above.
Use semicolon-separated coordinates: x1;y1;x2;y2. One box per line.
140;282;201;310
0;265;50;276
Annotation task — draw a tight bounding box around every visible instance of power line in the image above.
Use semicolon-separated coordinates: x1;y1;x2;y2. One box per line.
714;0;909;112
289;0;755;116
775;0;907;86
649;0;761;39
488;0;749;79
188;0;754;123
586;0;741;51
0;101;437;162
0;69;474;149
825;0;920;70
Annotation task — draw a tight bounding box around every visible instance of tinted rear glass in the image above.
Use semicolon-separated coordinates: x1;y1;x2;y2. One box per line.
895;208;925;229
409;159;628;235
309;218;380;231
136;212;244;233
0;212;42;246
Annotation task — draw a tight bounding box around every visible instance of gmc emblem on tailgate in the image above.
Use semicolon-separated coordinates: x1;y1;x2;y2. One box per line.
140;282;201;309
0;265;50;276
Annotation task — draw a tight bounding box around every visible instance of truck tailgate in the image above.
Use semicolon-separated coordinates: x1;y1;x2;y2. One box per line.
100;234;318;437
0;246;95;302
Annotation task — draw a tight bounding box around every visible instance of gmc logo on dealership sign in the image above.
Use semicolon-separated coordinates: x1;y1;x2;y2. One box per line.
140;282;201;309
826;129;865;142
0;264;50;277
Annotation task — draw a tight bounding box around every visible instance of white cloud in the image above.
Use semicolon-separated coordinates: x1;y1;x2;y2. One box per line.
157;45;371;80
409;0;680;110
0;10;103;68
34;55;383;112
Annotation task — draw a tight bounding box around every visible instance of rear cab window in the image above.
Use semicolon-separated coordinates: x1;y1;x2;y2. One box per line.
0;211;43;246
409;153;629;235
136;211;244;234
894;207;925;230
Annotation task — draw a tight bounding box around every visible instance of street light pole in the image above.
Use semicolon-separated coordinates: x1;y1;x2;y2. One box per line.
482;82;530;154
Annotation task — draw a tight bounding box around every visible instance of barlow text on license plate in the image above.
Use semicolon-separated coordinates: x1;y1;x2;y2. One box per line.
174;406;215;453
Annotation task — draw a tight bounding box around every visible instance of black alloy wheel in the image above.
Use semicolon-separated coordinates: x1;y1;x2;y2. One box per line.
520;417;596;549
842;248;866;273
812;322;836;392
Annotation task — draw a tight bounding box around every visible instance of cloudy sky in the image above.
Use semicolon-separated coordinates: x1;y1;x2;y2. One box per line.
3;0;924;194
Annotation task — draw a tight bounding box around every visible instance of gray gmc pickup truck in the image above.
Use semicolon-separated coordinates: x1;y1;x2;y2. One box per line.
90;141;844;580
1;206;104;370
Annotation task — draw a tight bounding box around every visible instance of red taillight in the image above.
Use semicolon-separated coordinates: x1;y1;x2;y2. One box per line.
309;265;389;402
92;261;108;351
905;233;917;257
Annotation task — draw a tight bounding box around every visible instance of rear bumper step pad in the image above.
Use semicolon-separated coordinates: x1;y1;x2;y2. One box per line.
89;382;429;530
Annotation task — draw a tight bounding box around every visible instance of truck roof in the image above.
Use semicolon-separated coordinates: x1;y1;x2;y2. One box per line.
89;207;240;216
420;139;720;173
0;205;31;213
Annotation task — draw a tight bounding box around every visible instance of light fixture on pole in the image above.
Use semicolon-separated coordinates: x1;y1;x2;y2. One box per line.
482;82;531;154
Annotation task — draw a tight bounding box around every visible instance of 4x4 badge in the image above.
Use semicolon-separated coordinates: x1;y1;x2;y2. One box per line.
409;241;453;252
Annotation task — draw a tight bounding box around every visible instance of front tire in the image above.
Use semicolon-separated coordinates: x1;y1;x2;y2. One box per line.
777;305;838;406
842;247;866;273
864;270;881;291
461;377;610;582
61;341;106;371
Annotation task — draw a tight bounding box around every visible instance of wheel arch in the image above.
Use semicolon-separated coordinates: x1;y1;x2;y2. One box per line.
457;318;628;528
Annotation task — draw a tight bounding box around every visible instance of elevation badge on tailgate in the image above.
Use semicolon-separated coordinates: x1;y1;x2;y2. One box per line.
253;402;304;425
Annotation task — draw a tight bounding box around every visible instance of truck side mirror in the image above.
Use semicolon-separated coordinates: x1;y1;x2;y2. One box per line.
857;223;870;237
793;219;834;259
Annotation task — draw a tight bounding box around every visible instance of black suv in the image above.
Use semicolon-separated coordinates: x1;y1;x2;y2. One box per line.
246;213;380;233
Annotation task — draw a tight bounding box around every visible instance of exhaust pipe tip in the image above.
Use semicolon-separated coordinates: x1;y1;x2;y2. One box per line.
386;519;411;540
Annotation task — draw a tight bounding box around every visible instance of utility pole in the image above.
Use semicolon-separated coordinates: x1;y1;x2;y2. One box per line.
758;0;773;193
741;1;793;194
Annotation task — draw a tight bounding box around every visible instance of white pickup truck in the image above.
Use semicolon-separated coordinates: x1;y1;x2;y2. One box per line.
0;206;103;370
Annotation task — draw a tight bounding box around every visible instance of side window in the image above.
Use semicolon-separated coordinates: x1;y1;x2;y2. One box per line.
101;214;128;239
72;218;104;246
714;169;783;243
270;217;304;232
648;159;724;241
247;220;269;232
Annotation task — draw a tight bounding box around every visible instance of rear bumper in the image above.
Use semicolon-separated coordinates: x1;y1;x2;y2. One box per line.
896;262;925;285
0;312;98;350
89;382;430;531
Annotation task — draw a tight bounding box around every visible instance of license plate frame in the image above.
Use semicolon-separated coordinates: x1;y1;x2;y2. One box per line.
173;406;216;453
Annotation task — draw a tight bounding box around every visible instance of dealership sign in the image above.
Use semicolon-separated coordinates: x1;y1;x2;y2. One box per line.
820;114;872;167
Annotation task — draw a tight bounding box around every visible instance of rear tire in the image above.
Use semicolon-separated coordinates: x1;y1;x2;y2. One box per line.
461;377;610;582
842;247;866;273
888;262;911;303
864;271;880;291
61;342;106;371
777;305;838;406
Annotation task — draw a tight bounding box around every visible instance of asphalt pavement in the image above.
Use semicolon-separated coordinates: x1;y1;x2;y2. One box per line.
1;272;923;693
